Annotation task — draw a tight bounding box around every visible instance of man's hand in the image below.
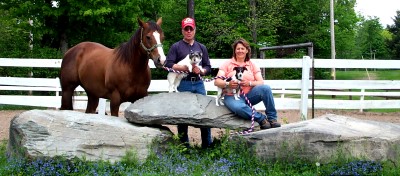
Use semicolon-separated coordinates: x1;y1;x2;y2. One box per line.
192;65;202;74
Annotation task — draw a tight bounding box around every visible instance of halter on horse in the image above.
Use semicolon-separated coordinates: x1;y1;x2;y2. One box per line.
60;18;165;116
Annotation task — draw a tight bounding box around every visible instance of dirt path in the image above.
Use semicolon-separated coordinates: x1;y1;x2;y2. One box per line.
2;109;400;145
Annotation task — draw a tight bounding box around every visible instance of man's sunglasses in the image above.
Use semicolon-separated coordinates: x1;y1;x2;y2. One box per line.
184;27;194;32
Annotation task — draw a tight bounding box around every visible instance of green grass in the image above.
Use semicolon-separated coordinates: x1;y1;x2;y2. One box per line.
375;70;400;80
335;70;400;80
2;134;399;176
0;105;46;111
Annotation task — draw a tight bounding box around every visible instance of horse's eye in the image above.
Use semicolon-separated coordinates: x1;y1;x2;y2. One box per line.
146;36;151;40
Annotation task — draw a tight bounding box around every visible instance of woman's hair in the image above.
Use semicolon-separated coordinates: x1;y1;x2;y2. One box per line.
232;38;251;62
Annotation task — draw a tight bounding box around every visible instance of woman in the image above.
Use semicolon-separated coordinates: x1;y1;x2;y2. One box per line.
214;38;281;130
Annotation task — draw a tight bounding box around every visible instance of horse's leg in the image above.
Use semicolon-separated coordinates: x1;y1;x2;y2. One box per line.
109;92;121;117
86;93;99;114
60;85;78;110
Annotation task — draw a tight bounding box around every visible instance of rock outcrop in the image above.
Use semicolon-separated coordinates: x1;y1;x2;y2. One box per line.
241;114;400;163
7;110;172;163
125;92;256;129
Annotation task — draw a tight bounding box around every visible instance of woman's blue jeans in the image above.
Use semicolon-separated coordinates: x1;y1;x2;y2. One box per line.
223;85;277;123
177;80;212;148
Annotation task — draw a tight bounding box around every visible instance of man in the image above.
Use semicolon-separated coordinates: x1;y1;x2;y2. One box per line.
165;17;212;149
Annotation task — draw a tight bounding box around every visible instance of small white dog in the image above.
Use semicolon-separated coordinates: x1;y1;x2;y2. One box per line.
167;51;202;93
216;66;247;106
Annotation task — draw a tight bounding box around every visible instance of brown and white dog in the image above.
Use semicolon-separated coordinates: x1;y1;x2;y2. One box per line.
167;51;202;93
216;66;247;106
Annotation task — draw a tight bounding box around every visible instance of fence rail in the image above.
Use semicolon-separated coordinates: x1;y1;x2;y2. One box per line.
1;57;400;119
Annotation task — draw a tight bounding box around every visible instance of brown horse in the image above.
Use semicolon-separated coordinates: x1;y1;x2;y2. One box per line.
60;18;165;116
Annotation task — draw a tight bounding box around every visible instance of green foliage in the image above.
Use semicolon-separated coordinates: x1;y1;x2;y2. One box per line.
277;0;360;59
356;17;391;59
0;0;396;82
2;0;147;53
194;0;283;58
387;10;400;59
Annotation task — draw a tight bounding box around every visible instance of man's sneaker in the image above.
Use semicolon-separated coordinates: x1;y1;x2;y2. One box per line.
268;119;281;128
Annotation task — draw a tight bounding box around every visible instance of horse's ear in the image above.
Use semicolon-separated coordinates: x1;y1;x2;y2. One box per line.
138;18;145;27
156;17;162;26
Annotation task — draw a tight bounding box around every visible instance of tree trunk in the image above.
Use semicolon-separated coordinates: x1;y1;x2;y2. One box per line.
250;0;257;58
187;0;195;18
60;32;68;54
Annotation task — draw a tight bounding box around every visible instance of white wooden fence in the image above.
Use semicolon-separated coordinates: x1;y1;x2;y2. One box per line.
1;57;400;120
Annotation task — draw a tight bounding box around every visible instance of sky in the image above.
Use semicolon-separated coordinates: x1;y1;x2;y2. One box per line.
354;0;399;27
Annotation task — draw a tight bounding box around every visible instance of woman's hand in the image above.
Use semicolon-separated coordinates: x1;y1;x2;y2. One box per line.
239;80;252;87
228;80;240;89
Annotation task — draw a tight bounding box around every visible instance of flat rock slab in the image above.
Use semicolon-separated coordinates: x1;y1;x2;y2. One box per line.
241;114;400;163
125;92;256;129
7;110;172;163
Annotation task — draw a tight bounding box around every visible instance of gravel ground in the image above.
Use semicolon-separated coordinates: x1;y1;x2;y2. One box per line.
2;109;400;145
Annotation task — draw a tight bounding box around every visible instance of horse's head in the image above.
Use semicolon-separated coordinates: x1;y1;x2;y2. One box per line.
138;17;166;68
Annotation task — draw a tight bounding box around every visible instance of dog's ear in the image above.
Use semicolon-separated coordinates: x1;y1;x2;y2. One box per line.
243;67;248;70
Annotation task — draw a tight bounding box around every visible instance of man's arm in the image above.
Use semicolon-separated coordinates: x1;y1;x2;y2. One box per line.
165;43;189;72
199;44;211;75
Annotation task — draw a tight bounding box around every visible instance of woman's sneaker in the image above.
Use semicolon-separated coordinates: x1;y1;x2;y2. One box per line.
268;119;281;128
259;119;271;129
259;119;281;130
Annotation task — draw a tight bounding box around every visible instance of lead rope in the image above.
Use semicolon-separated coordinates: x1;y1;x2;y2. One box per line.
163;66;257;135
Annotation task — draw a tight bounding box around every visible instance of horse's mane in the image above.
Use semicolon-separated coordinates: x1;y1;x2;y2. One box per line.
114;20;162;64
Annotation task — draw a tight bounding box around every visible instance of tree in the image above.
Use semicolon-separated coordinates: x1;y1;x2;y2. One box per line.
333;0;359;59
387;10;400;59
356;18;390;60
193;0;283;58
277;0;358;59
2;0;169;54
0;7;30;57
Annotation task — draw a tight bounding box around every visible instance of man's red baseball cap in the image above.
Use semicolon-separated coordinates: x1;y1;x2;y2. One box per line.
181;17;196;29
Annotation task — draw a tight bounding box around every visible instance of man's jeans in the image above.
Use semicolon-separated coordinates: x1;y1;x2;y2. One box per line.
223;85;278;123
177;80;212;148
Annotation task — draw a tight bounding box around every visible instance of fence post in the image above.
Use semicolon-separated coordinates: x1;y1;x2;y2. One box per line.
360;89;365;113
55;77;60;110
98;98;106;115
300;56;311;120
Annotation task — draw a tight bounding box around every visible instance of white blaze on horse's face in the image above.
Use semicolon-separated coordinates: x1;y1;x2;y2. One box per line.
152;31;166;66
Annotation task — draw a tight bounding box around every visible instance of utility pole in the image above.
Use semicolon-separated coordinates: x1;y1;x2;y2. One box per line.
330;0;336;80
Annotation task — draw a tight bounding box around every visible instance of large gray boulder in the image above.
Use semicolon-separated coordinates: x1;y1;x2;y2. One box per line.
7;110;172;163
241;114;400;163
125;92;256;129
